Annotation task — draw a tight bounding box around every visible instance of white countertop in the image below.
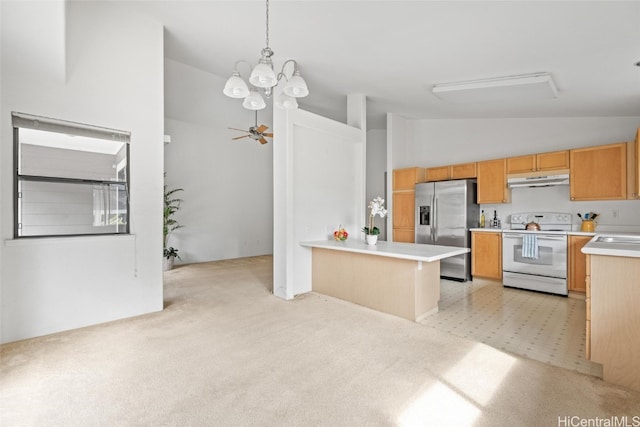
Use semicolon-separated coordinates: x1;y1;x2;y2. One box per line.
299;240;469;263
582;233;640;258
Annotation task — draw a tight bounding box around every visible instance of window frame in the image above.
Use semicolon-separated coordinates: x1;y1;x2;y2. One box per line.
12;112;131;239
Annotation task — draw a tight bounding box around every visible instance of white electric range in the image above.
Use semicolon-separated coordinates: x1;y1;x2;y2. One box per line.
502;212;573;296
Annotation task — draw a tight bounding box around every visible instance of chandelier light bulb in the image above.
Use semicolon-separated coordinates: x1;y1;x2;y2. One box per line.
283;71;309;98
249;62;278;88
275;93;298;110
242;90;266;110
223;71;250;98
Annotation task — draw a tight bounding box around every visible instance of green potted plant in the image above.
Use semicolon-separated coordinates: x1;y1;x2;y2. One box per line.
163;182;184;271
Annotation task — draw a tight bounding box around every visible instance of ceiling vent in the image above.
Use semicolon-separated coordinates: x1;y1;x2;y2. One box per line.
432;73;558;103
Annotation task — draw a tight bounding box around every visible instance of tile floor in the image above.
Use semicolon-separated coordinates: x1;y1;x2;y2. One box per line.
419;278;603;377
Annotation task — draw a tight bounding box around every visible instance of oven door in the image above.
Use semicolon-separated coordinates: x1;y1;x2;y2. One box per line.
502;233;567;279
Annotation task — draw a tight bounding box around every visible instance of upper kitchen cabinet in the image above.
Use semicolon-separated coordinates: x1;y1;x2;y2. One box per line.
425;166;450;182
477;159;510;204
570;143;627;201
507;150;570;174
627;129;640;200
393;167;426;190
425;162;477;182
450;162;477;179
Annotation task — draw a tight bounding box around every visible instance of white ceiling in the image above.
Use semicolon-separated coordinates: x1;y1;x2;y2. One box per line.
121;1;640;129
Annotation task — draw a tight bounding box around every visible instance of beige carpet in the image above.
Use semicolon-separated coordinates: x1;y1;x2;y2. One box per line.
1;255;639;426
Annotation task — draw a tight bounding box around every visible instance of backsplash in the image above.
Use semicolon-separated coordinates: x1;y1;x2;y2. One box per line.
480;185;640;232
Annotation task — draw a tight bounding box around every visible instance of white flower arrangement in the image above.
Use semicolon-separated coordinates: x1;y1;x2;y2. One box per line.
363;196;387;235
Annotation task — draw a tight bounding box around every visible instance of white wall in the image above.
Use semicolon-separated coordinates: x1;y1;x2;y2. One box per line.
403;117;639;167
366;129;387;240
386;113;409;241
164;60;274;263
273;104;365;299
0;1;164;343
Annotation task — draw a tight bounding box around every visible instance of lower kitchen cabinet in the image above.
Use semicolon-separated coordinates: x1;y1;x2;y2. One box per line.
568;235;591;293
471;231;502;280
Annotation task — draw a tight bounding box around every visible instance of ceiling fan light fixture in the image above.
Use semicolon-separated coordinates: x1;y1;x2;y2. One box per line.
223;71;250;98
283;71;309;98
275;93;298;109
242;90;266;110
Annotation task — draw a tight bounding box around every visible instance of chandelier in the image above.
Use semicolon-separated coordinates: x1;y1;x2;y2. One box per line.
222;0;309;110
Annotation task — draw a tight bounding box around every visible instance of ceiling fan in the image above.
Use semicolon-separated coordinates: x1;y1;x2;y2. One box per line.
228;111;273;145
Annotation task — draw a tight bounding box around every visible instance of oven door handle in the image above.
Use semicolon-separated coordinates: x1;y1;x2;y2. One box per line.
503;233;566;241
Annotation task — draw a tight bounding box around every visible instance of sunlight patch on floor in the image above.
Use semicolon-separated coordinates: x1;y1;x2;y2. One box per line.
398;343;518;426
397;381;481;427
443;342;518;406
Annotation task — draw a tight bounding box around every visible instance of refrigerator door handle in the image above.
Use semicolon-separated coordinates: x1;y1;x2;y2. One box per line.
433;196;437;242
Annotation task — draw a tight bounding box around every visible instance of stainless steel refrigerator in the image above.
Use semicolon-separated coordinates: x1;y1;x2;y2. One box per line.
415;180;479;281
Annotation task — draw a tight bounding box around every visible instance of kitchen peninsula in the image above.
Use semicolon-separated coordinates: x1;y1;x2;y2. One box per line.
299;240;468;322
582;234;640;392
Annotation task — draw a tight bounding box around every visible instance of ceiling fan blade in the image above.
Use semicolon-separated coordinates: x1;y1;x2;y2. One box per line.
258;137;269;145
256;125;269;133
232;135;249;140
228;127;250;132
262;133;274;137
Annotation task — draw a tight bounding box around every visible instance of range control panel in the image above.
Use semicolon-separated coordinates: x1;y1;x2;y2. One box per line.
509;212;573;230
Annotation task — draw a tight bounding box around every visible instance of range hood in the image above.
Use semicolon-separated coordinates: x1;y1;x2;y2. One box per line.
507;173;569;188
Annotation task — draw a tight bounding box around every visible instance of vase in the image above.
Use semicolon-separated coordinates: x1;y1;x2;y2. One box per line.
366;234;378;245
163;256;175;271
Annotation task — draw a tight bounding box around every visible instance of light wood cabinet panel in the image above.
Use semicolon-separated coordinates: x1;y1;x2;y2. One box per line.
393;191;415;229
507;151;569;174
393;228;415;243
425;166;450;182
477;159;510;204
568;235;591;293
588;255;640;392
393;167;426;190
570;143;627;201
471;232;502;280
628;131;639;199
507;155;536;174
537;150;570;171
450;162;477;179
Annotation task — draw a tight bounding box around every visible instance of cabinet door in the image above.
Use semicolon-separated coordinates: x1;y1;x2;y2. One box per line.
477;159;510;204
628;134;639;200
570;143;627;200
426;166;450;182
471;232;502;280
393;228;415;243
507;155;536;174
450;162;477;179
392;191;415;229
568;235;591;293
393;167;426;190
537;150;569;171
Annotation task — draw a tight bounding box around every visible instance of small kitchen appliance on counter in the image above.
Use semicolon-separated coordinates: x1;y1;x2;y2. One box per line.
502;212;573;296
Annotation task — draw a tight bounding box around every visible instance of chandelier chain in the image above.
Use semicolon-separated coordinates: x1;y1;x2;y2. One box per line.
265;0;270;48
